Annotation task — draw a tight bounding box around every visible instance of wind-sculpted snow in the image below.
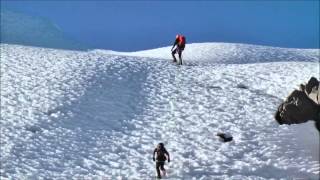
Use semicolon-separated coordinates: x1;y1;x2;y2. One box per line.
94;43;319;64
1;44;319;179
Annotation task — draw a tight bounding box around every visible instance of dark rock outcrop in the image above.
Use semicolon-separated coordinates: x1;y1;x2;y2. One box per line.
275;77;320;131
216;133;233;142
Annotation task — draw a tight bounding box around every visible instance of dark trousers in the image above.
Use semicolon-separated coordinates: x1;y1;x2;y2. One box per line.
156;161;165;177
172;47;183;65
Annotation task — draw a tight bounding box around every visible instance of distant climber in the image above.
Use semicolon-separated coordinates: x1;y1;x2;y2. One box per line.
171;34;186;65
153;143;170;179
275;77;320;132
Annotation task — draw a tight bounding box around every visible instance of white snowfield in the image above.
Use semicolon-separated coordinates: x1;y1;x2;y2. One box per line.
93;42;319;64
1;43;319;179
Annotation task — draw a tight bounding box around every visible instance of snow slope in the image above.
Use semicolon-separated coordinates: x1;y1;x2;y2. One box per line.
0;9;86;50
1;43;319;179
94;42;319;64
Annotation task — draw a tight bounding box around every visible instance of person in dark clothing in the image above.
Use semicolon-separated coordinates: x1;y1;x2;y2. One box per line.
171;34;186;65
153;143;170;179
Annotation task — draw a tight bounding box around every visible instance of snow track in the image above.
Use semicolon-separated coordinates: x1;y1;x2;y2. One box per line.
1;43;319;179
123;61;319;179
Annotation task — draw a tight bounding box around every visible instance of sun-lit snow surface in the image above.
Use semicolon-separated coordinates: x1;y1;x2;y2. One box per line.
94;42;319;64
1;43;319;179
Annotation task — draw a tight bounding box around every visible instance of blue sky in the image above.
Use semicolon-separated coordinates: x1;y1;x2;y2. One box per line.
2;1;319;51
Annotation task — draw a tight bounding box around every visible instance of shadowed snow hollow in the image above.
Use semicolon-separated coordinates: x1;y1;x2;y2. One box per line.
1;43;319;179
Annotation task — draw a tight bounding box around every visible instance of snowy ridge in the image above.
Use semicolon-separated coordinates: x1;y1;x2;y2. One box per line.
0;9;86;50
1;43;319;179
93;42;319;64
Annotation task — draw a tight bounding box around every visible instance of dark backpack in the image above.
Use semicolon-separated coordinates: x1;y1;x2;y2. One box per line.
156;148;167;161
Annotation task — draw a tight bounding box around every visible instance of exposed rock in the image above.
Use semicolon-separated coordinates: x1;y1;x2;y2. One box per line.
217;133;233;142
236;83;249;89
275;77;320;131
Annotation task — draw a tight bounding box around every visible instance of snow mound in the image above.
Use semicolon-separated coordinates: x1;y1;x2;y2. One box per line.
1;43;319;179
0;9;86;50
93;42;319;64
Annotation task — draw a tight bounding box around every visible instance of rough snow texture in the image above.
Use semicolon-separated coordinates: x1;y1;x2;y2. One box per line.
1;43;319;179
